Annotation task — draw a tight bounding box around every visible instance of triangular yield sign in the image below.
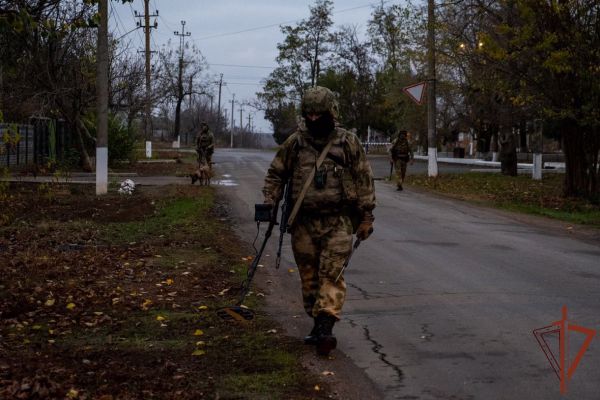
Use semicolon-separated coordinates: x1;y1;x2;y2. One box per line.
403;82;426;105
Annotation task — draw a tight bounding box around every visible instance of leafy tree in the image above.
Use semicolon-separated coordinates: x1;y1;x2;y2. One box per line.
367;1;414;74
1;1;101;171
258;0;334;141
325;24;375;137
475;0;600;197
366;2;428;142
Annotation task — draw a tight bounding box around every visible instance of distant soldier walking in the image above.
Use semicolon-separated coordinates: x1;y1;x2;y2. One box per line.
196;122;214;166
262;86;376;356
389;130;413;191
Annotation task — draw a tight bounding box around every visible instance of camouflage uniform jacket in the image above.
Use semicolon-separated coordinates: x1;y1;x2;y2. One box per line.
390;136;413;161
196;131;214;153
263;125;376;218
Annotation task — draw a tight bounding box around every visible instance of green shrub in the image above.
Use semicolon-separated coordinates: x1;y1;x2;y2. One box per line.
85;113;136;164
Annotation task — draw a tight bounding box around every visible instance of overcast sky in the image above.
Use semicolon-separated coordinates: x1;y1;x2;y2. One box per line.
110;0;404;133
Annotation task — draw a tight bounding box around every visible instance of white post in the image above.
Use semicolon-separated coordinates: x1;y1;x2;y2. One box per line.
172;135;180;149
145;140;152;158
532;153;542;180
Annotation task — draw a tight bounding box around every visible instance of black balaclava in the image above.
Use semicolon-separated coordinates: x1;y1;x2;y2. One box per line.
305;112;335;138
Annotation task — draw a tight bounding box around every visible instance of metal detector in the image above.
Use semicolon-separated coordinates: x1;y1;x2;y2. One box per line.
217;204;278;322
334;238;361;283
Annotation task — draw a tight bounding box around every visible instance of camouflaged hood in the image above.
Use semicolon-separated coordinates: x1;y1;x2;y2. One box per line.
301;86;339;120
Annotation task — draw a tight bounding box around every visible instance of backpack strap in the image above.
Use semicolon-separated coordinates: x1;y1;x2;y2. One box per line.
286;137;335;227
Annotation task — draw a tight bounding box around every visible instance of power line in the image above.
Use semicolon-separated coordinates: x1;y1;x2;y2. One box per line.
109;5;124;38
129;3;145;47
208;63;276;69
194;0;396;41
226;82;263;86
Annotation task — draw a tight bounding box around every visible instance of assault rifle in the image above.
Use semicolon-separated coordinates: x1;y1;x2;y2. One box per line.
275;181;292;269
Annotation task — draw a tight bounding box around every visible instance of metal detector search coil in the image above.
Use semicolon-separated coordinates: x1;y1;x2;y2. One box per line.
218;204;279;322
254;203;273;222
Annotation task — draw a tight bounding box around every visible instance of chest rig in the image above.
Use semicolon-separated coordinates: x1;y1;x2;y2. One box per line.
288;129;359;212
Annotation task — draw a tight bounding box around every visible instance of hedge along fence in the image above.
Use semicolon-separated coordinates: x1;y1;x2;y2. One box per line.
0;119;73;169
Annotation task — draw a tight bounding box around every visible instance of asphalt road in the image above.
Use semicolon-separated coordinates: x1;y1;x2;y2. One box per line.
213;148;600;400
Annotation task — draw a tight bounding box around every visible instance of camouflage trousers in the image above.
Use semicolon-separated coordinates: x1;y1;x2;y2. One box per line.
291;213;354;320
394;158;408;184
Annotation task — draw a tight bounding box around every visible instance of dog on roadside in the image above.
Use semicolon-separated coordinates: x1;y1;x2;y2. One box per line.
190;163;212;186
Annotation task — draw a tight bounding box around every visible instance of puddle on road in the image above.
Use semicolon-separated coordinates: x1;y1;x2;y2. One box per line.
214;175;238;186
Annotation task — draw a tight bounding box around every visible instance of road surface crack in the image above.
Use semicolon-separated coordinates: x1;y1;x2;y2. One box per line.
363;324;404;387
348;282;370;300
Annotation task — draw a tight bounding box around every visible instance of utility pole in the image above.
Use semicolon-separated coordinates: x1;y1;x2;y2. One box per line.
188;76;193;109
239;106;243;147
215;73;225;136
135;1;158;155
230;94;235;148
96;0;108;195
427;0;438;177
187;76;193;145
173;20;191;147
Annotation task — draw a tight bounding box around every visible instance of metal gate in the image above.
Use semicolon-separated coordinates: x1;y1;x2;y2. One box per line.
0;119;72;169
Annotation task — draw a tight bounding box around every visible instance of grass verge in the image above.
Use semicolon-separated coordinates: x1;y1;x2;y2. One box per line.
0;184;331;400
405;172;600;226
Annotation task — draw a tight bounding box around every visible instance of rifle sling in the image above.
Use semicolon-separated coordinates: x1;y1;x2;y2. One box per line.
286;138;335;227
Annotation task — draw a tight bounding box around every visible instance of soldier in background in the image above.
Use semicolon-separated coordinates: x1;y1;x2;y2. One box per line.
389;129;413;191
195;122;214;166
262;86;376;356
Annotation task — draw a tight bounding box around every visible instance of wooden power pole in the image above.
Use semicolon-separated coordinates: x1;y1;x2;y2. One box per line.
216;73;225;136
427;0;438;177
135;0;158;143
230;94;235;148
173;20;191;144
96;0;108;195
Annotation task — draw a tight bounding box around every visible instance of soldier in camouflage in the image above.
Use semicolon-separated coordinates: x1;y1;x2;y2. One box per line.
389;130;413;191
196;122;214;166
262;86;376;356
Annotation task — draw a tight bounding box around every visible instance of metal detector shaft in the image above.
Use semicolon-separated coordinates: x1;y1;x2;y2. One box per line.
334;239;361;283
275;182;291;269
237;221;275;305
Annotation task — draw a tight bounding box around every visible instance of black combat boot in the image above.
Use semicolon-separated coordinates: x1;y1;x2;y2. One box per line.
303;318;318;345
315;314;337;356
